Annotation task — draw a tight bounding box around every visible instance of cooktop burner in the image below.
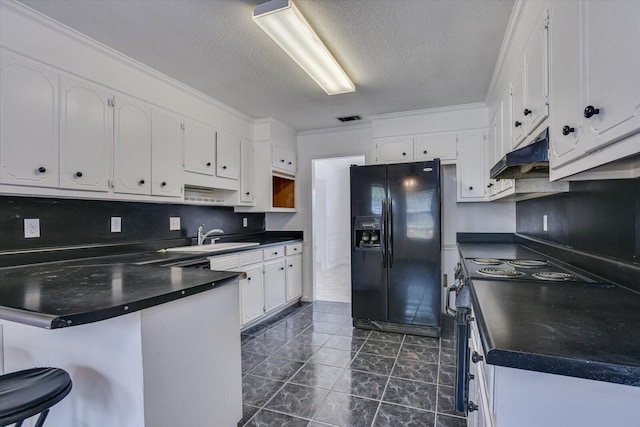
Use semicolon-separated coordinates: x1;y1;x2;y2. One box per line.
477;268;526;278
531;272;578;281
471;258;503;265
507;259;549;268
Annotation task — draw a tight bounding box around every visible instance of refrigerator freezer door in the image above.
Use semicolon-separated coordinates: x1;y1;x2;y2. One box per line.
386;161;442;327
350;165;388;322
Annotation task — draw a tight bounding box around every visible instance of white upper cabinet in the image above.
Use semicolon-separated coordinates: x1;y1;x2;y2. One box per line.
0;51;59;188
414;134;457;162
457;130;487;202
113;94;152;195
151;108;183;197
59;75;112;192
511;14;549;149
239;139;254;204
271;144;296;174
216;131;240;180
183;118;216;176
549;1;640;179
373;137;413;164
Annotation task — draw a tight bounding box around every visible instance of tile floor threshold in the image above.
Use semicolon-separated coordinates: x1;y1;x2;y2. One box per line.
239;301;466;427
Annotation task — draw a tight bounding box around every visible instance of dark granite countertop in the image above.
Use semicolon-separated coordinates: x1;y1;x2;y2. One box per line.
457;233;640;386
0;235;302;329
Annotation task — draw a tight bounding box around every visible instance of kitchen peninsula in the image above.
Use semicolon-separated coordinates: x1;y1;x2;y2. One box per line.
0;260;245;427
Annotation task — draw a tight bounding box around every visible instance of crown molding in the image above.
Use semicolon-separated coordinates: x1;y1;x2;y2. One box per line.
369;102;487;122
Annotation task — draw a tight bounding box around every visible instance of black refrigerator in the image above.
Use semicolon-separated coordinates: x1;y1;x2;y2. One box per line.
350;160;442;337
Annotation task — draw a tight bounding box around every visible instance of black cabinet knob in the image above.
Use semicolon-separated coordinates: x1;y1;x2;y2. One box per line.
468;401;478;412
281;159;285;162
280;267;284;271
514;121;522;127
161;181;167;187
487;183;493;188
288;161;292;165
247;277;251;281
468;373;475;381
471;351;484;363
584;105;600;118
402;152;407;156
468;186;473;191
246;192;250;195
523;108;532;116
289;264;293;268
423;150;428;154
206;162;211;167
562;125;575;136
138;179;145;185
38;166;46;173
222;165;227;169
75;171;83;178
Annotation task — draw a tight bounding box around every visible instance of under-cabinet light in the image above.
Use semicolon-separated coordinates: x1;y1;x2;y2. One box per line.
253;0;355;95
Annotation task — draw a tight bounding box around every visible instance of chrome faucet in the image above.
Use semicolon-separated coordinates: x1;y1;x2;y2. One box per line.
197;225;225;245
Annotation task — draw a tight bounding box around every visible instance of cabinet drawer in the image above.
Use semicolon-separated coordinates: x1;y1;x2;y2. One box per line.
239;250;263;266
285;242;302;256
263;246;285;261
208;254;239;271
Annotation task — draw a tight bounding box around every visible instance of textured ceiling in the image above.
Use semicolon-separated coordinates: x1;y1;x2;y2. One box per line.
21;0;515;131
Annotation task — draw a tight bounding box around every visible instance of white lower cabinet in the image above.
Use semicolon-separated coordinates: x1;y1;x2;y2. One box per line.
263;260;286;313
209;243;303;327
240;265;264;325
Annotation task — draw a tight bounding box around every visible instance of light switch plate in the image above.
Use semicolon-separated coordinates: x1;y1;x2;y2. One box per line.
170;217;181;231
24;218;40;238
111;217;122;233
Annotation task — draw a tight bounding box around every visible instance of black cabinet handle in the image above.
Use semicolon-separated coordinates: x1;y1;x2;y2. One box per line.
471;351;484;363
281;159;285;162
280;267;284;271
523;108;532;116
289;264;293;268
288;161;292;165
75;171;83;178
423;150;428;154
487;183;493;188
247;277;251;281
514;121;522;127
468;401;478;412
38;166;46;173
562;125;575;136
246;192;250;195
206;162;211;167
138;179;145;185
584;105;600;118
222;165;227;169
468;186;473;191
402;152;407;156
161;181;167;187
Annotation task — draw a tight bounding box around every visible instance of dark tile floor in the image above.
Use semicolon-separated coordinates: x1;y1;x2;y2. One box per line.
239;301;466;427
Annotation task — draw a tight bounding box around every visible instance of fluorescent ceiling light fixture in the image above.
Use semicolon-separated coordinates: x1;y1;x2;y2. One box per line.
253;0;355;95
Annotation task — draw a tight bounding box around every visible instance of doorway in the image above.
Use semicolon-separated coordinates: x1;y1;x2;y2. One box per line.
312;155;365;302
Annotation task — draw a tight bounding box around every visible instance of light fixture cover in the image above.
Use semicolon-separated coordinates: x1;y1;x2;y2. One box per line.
253;0;355;95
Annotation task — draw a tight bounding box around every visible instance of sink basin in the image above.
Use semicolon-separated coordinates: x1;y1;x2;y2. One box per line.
160;242;260;253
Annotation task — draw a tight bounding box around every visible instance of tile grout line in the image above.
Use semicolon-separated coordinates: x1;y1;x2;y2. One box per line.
369;332;407;427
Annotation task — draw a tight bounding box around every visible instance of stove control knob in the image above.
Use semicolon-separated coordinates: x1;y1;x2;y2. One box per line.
472;351;484;364
468;401;478;412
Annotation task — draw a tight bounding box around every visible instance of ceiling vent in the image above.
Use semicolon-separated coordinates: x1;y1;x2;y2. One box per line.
337;115;361;122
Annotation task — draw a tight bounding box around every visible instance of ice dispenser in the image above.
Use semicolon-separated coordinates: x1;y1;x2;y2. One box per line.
354;216;381;250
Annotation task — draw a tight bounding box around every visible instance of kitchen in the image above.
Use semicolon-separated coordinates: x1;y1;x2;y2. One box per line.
0;0;639;426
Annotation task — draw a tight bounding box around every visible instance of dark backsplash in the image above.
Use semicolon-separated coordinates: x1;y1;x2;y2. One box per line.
516;179;640;264
0;196;265;251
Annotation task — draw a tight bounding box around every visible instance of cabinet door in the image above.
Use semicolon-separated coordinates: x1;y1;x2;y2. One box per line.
511;66;526;147
240;139;254;203
216;131;240;180
285;254;303;302
264;261;286;312
414;133;457;162
374;138;413;164
548;1;587;169
271;144;288;171
457;131;487;201
151;109;183;197
59;75;112;192
583;1;640;151
285;148;297;173
241;265;264;325
0;52;59;188
184;118;215;175
113;94;151;195
524;22;549;134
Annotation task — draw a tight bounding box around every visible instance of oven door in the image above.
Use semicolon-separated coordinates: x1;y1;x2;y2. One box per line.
454;305;471;413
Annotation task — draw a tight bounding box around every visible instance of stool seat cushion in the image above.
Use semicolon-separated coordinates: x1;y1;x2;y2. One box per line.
0;367;72;425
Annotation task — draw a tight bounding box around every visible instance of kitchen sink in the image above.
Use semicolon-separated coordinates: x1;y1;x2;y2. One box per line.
160;242;260;253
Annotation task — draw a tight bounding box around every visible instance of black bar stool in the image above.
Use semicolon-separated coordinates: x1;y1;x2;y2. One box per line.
0;367;72;427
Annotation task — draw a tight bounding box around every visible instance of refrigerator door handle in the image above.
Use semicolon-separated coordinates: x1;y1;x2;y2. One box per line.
388;196;393;269
380;199;387;267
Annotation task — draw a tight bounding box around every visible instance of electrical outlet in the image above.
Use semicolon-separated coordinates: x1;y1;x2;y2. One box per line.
24;218;40;238
243;217;248;227
170;217;181;231
543;214;548;232
111;217;122;233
